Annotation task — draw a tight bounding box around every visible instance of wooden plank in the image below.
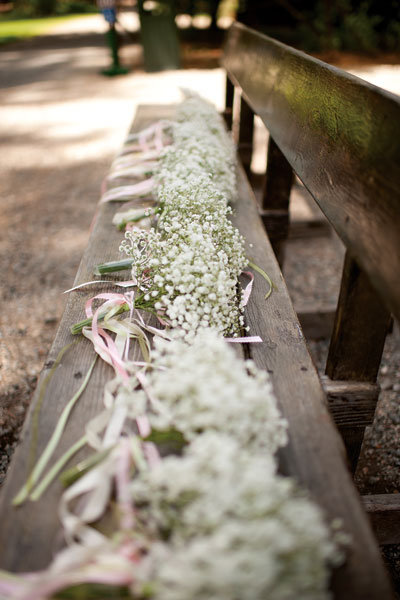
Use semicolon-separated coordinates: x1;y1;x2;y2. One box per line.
223;22;400;323
0;106;173;572
297;307;335;339
326;252;391;382
321;378;378;428
321;376;379;473
233;163;393;599
288;218;331;239
0;206;122;571
363;494;400;545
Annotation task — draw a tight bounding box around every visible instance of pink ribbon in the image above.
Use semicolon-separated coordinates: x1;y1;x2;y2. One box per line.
138;130;150;153
85;293;131;383
116;439;135;531
242;271;254;307
100;179;155;203
154;120;164;154
136;413;161;468
135;373;162;468
226;336;263;343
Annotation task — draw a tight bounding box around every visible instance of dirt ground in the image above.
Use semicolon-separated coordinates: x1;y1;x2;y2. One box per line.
0;13;399;591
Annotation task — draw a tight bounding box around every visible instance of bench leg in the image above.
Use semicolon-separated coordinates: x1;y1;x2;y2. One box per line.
223;76;234;130
259;136;293;266
238;95;254;178
326;251;391;472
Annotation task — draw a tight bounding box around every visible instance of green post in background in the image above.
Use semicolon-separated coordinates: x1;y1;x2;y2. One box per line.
98;0;129;76
102;23;129;76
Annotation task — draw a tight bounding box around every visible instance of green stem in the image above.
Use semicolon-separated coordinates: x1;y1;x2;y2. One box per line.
30;435;88;501
13;357;97;506
70;296;157;336
27;341;78;491
116;210;157;231
248;260;274;300
94;259;134;276
60;447;112;488
70;304;130;335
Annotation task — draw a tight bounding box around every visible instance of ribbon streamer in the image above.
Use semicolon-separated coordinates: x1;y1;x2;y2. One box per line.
226;336;263;343
242;270;254;307
100;179;155;203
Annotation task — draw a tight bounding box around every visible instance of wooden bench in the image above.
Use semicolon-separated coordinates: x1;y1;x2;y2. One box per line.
223;20;400;526
0;22;399;599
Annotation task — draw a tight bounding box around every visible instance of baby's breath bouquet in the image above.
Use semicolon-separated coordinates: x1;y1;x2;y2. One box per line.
120;177;247;339
119;93;248;340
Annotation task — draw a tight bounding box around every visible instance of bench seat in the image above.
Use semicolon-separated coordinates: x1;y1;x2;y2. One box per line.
0;103;394;598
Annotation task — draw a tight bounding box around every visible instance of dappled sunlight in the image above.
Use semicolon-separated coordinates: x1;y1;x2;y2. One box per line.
349;65;400;96
217;15;235;29
1;57;225;169
12;49;78;70
118;10;140;33
175;14;192;29
191;14;212;29
46;14;107;35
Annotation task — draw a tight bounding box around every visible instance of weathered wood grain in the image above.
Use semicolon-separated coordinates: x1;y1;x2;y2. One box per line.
0;106;173;572
322;370;379;471
223;22;400;323
233;163;393;599
0;203;122;571
321;378;378;428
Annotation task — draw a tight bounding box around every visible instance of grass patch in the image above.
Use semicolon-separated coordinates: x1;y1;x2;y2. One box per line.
0;14;94;45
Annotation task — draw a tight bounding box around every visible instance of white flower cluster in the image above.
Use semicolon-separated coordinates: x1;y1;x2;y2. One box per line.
137;330;287;451
120;95;247;339
157;95;237;202
122;332;342;600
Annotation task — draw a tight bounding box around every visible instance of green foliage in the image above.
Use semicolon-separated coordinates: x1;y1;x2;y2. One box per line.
296;0;396;53
56;1;97;15
8;0;95;18
35;0;58;15
144;428;186;455
383;19;400;52
339;2;381;52
0;15;81;44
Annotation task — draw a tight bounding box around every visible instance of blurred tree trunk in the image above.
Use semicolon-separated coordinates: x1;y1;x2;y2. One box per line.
137;0;181;71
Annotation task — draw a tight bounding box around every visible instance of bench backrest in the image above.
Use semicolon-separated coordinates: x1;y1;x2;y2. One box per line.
222;22;400;323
